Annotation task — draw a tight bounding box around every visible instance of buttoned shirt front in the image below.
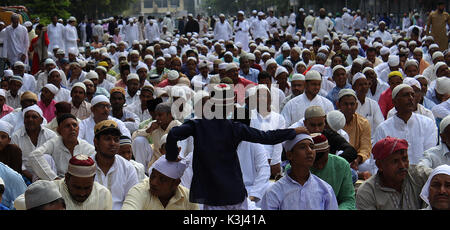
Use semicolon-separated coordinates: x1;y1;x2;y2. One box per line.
281;93;334;126
418;142;450;169
71;100;92;120
78;115;131;145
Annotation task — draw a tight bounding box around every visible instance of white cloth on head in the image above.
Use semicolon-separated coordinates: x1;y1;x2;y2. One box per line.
91;95;110;106
0;120;13;136
22;105;43;118
419;165;450;207
152;155;187;179
43;83;59;95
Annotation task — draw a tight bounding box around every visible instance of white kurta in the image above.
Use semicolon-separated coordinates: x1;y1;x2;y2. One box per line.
145;23;160;43
237;141;271;200
342;13;354;34
55;179;113;210
1;24;29;65
251;19;269;40
250;110;286;166
78;116;131;145
281;93;334;126
125;24;139;45
28;136;96;180
47;23;65;52
367;78;390;102
161;17;174;33
356;98;385;139
374;113;438;165
92;153;139;210
387;104;435;121
234;20;250;52
64;25;78;55
214;21;232;41
313;17;333;39
126;100;151;122
266;16;281;34
372;30;393;43
334;17;344;33
93;24;104;42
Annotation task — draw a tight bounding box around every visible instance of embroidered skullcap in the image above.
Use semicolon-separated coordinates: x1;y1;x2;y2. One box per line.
380;47;390;55
392;84;413;99
432;51;444;61
94;120;119;136
10;76;23;84
283;134;313;152
86;71;99;80
362;67;374;75
110;87;126;96
152;155;187;179
20;91;38;102
127;73;139;82
25;180;62;210
3;70;13;77
67;154;96;177
326;110;346;132
44;58;56;66
304;106;325;119
372;136;409;161
332;65;346;75
22;105;43;118
275;66;288;77
95;66;107;73
311;133;329;151
225;63;239;72
43;83;59;95
120;135;132;146
388;55;400;67
13;61;25;68
434;62;448;76
167;70;180;80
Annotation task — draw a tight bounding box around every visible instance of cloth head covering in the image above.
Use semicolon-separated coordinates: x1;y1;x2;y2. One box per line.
420;165;450;207
10;76;23;84
338;88;357;100
434;62;448;76
225;63;239;72
440;115;450;134
405;59;419;69
380;47;390;55
91;95;110;107
152;155;187;179
94;120;119;136
210;84;234;106
13;61;25;68
326;110;346;132
275;66;288;77
372;136;409;161
388;55;400;67
218;63;228;70
95;66;107;73
48;68;60;77
392;84;413;99
332;65;346;76
22;105;43;118
283;134;313;152
86;71;99;80
72;82;86;92
3;70;13;77
352;72;367;85
291;74;305;81
304;106;325;119
388;71;403;80
311;133;329;151
310;64;326;76
126;73;139;82
0;89;5;98
21;91;38;102
67;154;96;177
0;177;3;186
0;120;13;137
167;70;180;80
432;51;444;61
403;78;421;90
435;77;450;95
43;83;59;95
305;70;321;81
25;180;63;209
44;59;56;66
120;135;132;146
362;67;375;75
110;87;126;96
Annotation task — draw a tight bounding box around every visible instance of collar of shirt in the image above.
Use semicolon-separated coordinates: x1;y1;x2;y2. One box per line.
285;170;313;188
440;142;450;157
17;125;46;138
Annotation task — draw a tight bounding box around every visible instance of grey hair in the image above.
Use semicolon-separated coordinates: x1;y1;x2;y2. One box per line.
11;14;20;20
155;102;172;114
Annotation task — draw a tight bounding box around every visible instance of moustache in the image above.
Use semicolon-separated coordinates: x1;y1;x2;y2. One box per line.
397;168;408;174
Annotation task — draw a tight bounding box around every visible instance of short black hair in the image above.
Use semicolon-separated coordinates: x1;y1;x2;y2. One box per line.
366;47;377;54
257;71;272;81
0;184;4;194
57;113;77;126
94;128;121;140
147;98;163;113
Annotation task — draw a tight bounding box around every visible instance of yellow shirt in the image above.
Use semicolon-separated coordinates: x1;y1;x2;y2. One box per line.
343;113;372;163
121;178;199;210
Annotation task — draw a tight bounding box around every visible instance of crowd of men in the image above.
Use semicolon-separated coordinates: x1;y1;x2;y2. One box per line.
0;2;449;211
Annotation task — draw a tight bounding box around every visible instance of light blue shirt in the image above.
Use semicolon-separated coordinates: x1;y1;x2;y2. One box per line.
0;162;27;209
261;171;338;210
239;68;259;84
326;84;351;108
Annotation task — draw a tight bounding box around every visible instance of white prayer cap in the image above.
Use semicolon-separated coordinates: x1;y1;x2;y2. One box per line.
318;46;329;53
362;67;375;75
127;73;139;82
414;75;426;81
155;56;165;63
68;16;76;22
275;66;289;77
309;9;314;13
432;51;444;61
291;74;305;81
392;84;413;99
352;72;367;85
0;120;13;137
310;64;326;76
341;43;349;51
409;40;417;46
388;55;400;67
283;133;313;152
413;47;423;53
152;155;187;180
219;13;225;17
13;61;25;68
435;77;450;95
91;95;110;106
95;66;107;74
225;62;239;72
434;62;449;76
86;71;99;80
167;70;180;81
3;70;13;77
429;44;440;50
440;115;450;134
0;89;5;98
398;41;407;47
372;42;382;48
246;53;256;61
305;70;322;81
403;77;421;90
144;55;154;61
379;20;386;25
56;49;65;55
252;10;257;14
128;18;134;22
338;88;357;100
187;56;197;63
22;104;43;118
305;106;325;119
218;63;228;70
332;65;346;76
43;83;59;95
136;63;148;72
404;59;419;69
281;44;291;51
164;53;171;59
262;52;271;58
326;110;346;132
72;82;86;92
299;8;305;12
353;58;365;66
258;12;264;16
25;180;63;210
68;47;78;55
350;45;359;51
24;21;32;27
380;47;390;55
420;164;450;206
198;60;208;69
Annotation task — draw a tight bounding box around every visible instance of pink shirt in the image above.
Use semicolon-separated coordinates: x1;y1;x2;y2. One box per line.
38;100;57;123
0;104;14;118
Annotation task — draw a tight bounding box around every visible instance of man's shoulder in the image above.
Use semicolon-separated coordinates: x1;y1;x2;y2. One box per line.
328;154;350;168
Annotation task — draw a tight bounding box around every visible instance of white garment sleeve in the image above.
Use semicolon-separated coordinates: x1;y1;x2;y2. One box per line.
27;139;58;180
247;143;271;200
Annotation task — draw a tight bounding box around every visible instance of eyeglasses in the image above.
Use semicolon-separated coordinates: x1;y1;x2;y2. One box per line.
95;103;111;109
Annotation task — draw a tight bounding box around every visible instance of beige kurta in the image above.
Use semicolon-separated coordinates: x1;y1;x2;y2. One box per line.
121;178;199;210
426;10;450;51
54;179;113;210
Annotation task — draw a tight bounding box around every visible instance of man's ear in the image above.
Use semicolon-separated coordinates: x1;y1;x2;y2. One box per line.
375;160;383;172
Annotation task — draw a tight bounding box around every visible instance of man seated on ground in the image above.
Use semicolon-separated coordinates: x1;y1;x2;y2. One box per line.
122;155;199;210
0;121;22;174
261;133;338;210
45;102;79;133
24;180;66;210
419;165;450;210
418;115;450;169
119;135;147;181
70;82;91;120
356;137;432;210
309;133;356;210
109;87;140;134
